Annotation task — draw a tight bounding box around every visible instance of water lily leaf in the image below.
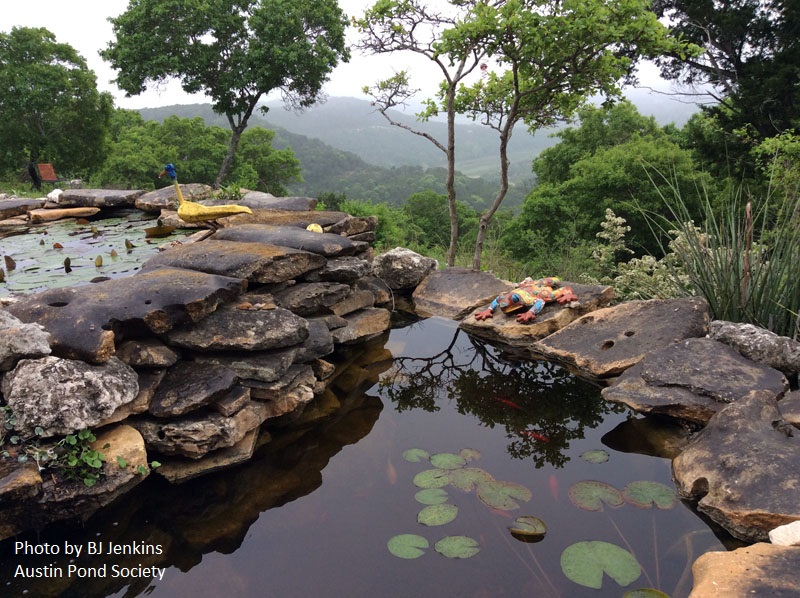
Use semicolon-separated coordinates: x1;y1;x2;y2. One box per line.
403;448;430;463
623;589;671;598
623;481;678;510
459;448;481;462
569;481;624;511
418;503;458;526
561;541;641;589
477;479;532;510
413;468;450;489
387;534;429;559
415;488;449;505
508;516;547;538
448;467;494;492
434;536;480;558
581;449;610;464
430;452;467;470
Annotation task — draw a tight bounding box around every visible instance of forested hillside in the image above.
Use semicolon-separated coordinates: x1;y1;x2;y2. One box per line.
138;99;532;208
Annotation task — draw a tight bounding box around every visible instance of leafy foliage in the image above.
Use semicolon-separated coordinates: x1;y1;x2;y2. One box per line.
102;0;349;186
55;429;106;487
0;27;113;178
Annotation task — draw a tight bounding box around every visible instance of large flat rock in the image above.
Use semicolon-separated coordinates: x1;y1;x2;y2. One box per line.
141;239;326;283
602;338;789;424
220;208;345;227
5;267;245;362
460;283;615;347
56;188;145;208
690;543;800;597
212;224;368;257
532;297;710;378
0;198;45;219
164;303;308;352
672;390;800;542
412;268;513;319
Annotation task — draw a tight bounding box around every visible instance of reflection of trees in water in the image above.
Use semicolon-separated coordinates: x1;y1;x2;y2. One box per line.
381;327;620;468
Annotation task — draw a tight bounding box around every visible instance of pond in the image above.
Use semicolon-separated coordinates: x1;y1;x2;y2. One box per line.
0;316;741;597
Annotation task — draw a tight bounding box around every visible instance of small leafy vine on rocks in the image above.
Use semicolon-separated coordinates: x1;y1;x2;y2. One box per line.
55;429;107;487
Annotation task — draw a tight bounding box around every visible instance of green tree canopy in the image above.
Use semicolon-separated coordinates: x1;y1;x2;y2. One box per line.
654;1;799;148
94;110;300;192
102;0;349;187
505;102;711;263
0;27;113;178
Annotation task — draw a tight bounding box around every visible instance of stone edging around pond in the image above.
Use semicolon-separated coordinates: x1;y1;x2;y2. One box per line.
2;188;800;593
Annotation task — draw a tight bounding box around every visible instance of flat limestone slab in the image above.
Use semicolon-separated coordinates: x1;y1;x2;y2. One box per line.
5;267;245;363
533;297;710;378
135;184;213;212
221;208;345;227
155;429;260;484
602;338;789;424
212;224;368;257
28;207;100;222
460;283;615;347
412;268;513;320
690;543;800;597
0;198;45;219
673;390;800;542
56;189;145;208
141;239;326;283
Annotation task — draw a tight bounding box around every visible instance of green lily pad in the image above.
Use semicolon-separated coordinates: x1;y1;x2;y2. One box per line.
623;589;671;598
459;448;481;462
508;515;547;538
415;488;449;505
477;479;532;510
403;448;430;463
561;541;641;589
580;449;610;464
568;481;624;511
434;536;480;558
430;452;467;469
387;534;429;559
413;468;451;489
623;481;678;510
448;467;494;492
417;503;458;526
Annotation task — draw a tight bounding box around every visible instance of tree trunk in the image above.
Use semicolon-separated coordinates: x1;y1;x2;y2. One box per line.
215;124;245;189
472;125;511;271
445;87;459;268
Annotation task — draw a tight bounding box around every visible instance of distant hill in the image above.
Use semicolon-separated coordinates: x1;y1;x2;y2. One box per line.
138;94;697;208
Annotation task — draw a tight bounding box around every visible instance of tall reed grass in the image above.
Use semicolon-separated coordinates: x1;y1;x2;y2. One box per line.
646;177;800;340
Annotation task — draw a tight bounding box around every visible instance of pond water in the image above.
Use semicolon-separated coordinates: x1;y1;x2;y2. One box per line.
0;211;192;297
0;316;741;598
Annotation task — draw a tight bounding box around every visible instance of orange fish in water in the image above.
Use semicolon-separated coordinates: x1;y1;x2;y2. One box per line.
387;459;397;485
492;396;524;411
548;474;559;501
517;429;550;443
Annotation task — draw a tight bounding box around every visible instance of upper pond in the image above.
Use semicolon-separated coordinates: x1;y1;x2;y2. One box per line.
0;316;740;597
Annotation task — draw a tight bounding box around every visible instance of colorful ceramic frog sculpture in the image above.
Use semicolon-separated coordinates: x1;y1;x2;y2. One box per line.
474;277;579;323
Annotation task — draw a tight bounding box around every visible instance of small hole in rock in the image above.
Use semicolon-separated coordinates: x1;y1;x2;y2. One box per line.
601;340;614;350
624;330;635;337
47;301;69;307
157;430;166;440
144;300;152;305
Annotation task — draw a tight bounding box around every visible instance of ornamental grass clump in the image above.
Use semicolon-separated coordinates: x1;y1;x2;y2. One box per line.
646;178;800;340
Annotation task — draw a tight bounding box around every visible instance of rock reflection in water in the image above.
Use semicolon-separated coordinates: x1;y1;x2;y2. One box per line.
0;339;389;598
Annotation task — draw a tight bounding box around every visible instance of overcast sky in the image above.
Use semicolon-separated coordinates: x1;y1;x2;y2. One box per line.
1;0;672;111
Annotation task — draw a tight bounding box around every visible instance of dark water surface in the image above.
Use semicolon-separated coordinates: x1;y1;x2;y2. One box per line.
1;317;738;597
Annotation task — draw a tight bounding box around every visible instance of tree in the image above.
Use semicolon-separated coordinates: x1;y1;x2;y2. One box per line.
356;0;487;266
444;0;697;269
653;1;800;139
0;27;113;178
102;0;349;188
504;102;711;265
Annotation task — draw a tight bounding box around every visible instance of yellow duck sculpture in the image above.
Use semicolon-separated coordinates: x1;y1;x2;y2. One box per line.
159;163;252;229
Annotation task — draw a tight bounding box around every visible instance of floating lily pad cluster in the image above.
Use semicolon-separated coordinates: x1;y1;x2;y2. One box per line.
388;447;679;596
388;447;542;560
0;214;190;296
562;454;679;593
